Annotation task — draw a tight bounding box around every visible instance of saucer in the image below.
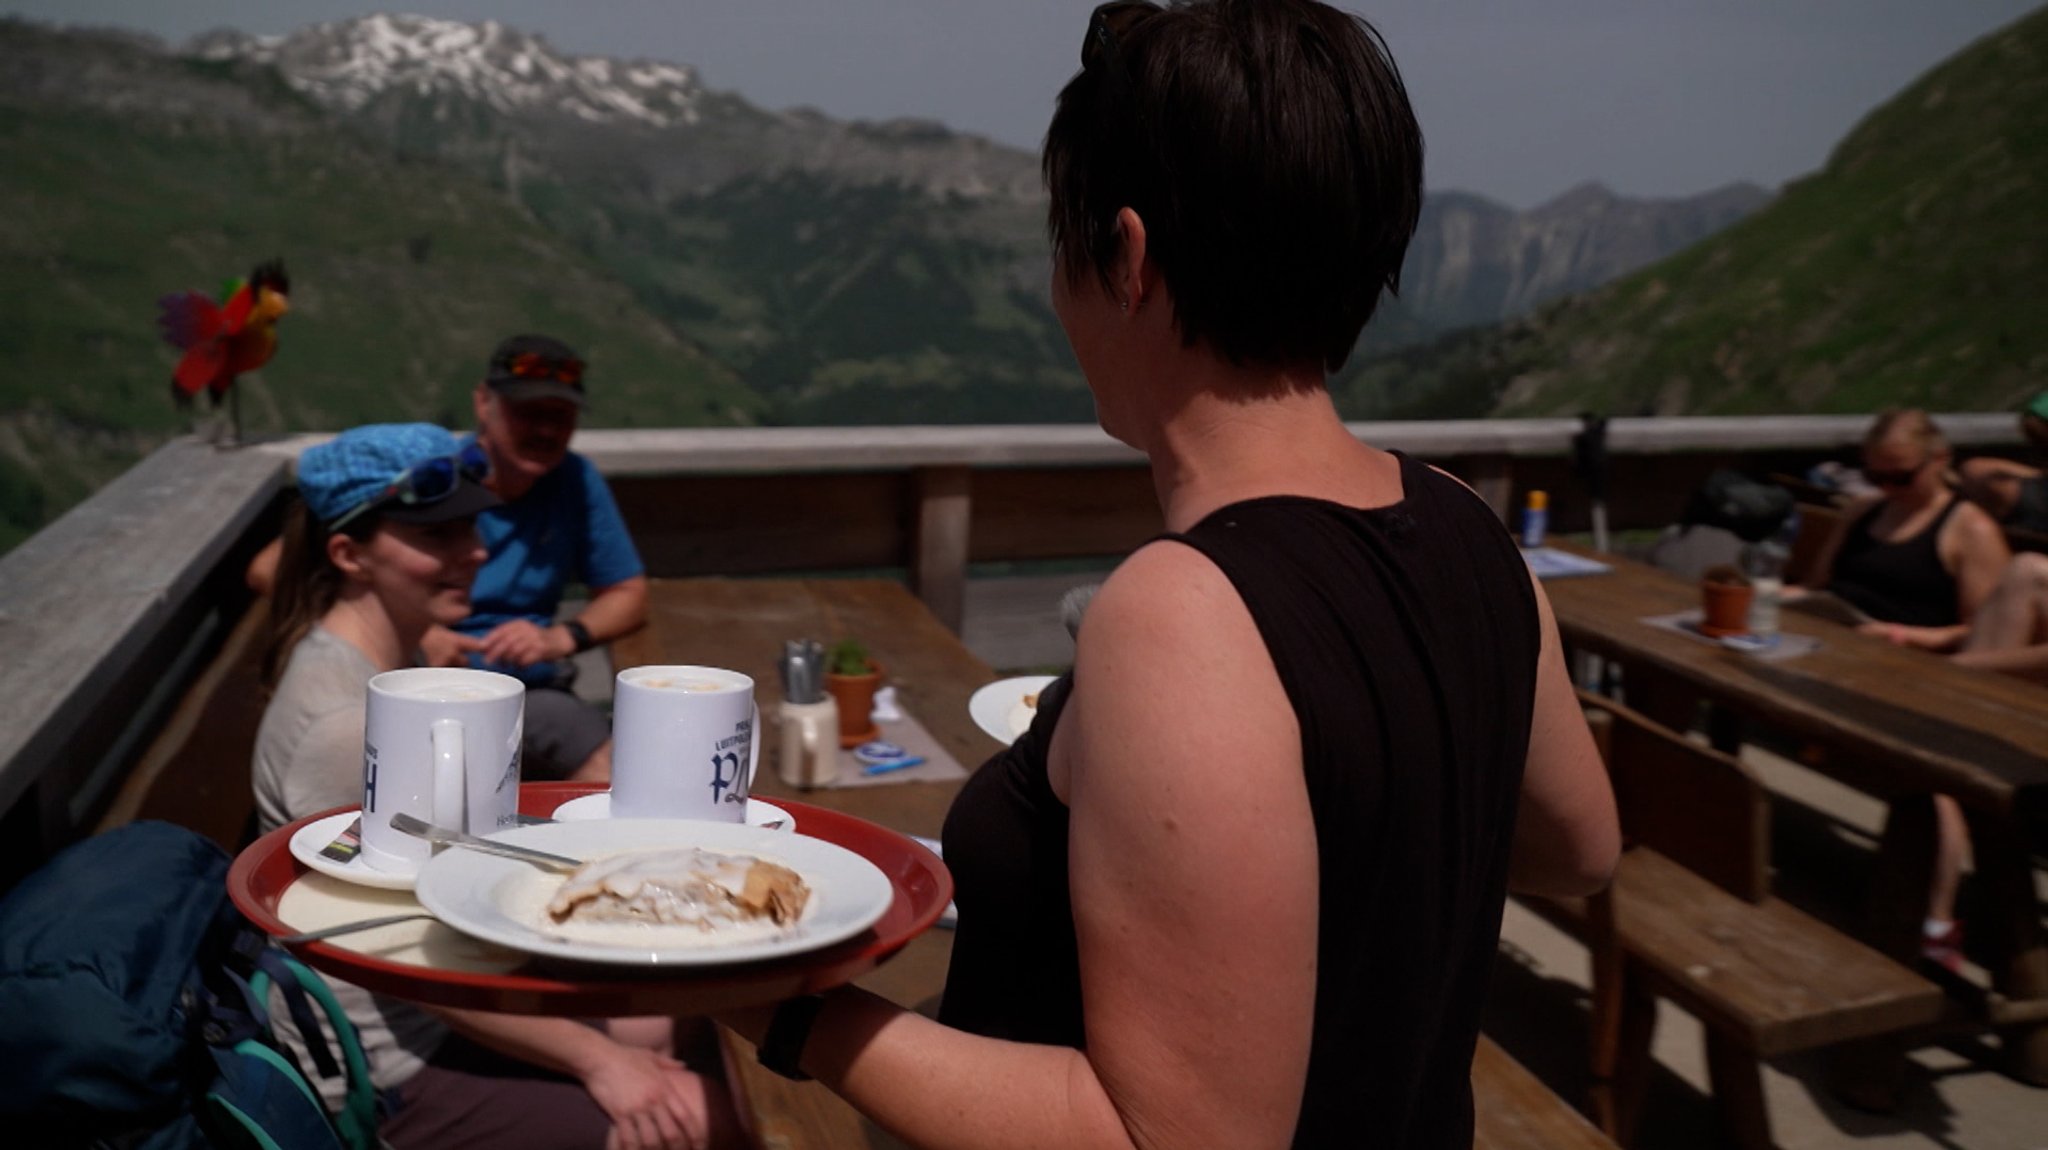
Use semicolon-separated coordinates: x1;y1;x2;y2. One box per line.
550;792;796;833
287;810;417;891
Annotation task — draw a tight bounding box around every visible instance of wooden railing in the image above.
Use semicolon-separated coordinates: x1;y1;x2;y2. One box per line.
0;414;2023;887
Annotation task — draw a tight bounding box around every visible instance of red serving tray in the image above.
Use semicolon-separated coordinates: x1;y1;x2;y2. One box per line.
227;782;952;1016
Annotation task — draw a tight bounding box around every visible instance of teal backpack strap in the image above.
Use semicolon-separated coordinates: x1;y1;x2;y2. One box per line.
248;955;377;1150
206;1039;339;1150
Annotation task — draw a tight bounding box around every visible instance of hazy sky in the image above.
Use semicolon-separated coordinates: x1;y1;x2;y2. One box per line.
5;1;2040;207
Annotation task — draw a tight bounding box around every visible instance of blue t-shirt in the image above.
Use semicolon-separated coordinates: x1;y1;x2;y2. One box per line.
456;444;644;687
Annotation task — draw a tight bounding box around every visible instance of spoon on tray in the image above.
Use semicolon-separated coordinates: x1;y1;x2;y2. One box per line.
277;913;439;944
388;812;584;872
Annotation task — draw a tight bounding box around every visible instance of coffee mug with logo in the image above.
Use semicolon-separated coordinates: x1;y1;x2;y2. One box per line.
611;665;759;821
361;667;525;876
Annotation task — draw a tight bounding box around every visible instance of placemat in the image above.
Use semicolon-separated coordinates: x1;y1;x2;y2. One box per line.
1640;611;1822;662
813;705;970;790
1523;547;1612;580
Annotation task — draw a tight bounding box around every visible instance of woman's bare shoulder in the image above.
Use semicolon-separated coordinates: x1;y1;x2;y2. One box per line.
1945;496;2012;551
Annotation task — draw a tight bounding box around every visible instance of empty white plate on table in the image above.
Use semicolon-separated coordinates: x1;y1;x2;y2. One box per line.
288;810;416;892
414;819;892;966
968;676;1057;746
551;793;794;832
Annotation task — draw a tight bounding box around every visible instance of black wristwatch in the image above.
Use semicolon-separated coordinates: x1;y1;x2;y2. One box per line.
757;994;827;1081
562;619;595;654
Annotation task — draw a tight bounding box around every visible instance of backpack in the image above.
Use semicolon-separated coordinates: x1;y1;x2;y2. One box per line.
0;822;376;1150
1681;469;1796;543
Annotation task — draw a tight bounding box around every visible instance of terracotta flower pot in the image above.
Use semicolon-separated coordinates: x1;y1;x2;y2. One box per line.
1699;580;1756;638
824;665;883;748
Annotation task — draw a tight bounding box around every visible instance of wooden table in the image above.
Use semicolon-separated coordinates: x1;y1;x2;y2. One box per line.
614;578;1000;1150
1539;549;2048;1081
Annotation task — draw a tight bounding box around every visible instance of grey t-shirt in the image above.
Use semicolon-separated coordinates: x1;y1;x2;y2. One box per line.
253;626;448;1104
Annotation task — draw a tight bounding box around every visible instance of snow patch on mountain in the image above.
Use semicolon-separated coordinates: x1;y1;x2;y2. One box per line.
192;13;702;127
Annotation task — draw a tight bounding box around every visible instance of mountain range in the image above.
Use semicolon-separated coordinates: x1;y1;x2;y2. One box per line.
1332;3;2048;420
0;11;1772;551
191;15;1763;402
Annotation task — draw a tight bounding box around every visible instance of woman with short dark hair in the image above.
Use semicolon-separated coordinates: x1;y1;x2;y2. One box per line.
724;5;1618;1146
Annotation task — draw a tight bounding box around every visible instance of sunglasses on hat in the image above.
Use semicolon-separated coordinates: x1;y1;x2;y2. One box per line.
502;352;584;387
328;442;489;533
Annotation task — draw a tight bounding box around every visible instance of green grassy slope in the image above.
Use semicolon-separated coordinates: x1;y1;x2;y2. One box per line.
515;170;1091;426
0;27;762;551
1334;4;2048;420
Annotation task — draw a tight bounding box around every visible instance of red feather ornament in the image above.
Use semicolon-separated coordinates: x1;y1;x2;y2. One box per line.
156;259;290;442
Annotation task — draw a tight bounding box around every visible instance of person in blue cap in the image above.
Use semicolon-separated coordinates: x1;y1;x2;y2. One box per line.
253;423;735;1150
1959;390;2048;533
250;335;646;784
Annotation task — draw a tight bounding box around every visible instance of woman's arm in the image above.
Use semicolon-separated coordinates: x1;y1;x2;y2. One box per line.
1858;619;1971;652
1509;571;1621;897
1942;501;2013;623
726;543;1317;1150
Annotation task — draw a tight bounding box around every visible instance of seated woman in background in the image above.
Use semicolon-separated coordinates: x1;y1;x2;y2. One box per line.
1802;409;2011;650
254;422;736;1150
1799;408;2013;972
1958;391;2048;533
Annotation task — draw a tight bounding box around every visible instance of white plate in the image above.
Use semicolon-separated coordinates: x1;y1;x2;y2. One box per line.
969;675;1057;745
288;810;417;892
413;819;893;966
551;792;795;833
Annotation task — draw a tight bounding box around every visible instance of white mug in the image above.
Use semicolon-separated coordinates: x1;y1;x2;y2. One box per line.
776;697;840;789
611;665;759;821
360;667;525;876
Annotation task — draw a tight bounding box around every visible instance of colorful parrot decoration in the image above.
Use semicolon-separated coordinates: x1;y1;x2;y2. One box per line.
156;259;291;443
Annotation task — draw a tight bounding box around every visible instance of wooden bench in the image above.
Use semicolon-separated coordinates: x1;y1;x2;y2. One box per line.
1473;1035;1620;1150
1523;693;1946;1150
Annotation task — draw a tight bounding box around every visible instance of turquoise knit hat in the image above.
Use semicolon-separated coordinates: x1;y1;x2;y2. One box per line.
296;423;497;528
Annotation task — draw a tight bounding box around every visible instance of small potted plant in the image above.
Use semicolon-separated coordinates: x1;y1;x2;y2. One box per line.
823;638;884;747
1698;564;1755;638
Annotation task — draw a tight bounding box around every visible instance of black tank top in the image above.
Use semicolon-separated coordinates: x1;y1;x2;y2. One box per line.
939;453;1541;1147
1828;497;1962;627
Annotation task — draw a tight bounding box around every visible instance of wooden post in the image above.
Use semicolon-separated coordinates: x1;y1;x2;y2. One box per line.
1466;453;1514;524
910;465;971;635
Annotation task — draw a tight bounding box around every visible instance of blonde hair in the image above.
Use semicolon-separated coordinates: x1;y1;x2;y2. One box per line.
1863;408;1950;459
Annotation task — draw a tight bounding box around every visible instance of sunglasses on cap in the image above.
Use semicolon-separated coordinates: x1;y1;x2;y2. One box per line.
1863;459;1929;488
328;442;490;534
503;352;584;387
